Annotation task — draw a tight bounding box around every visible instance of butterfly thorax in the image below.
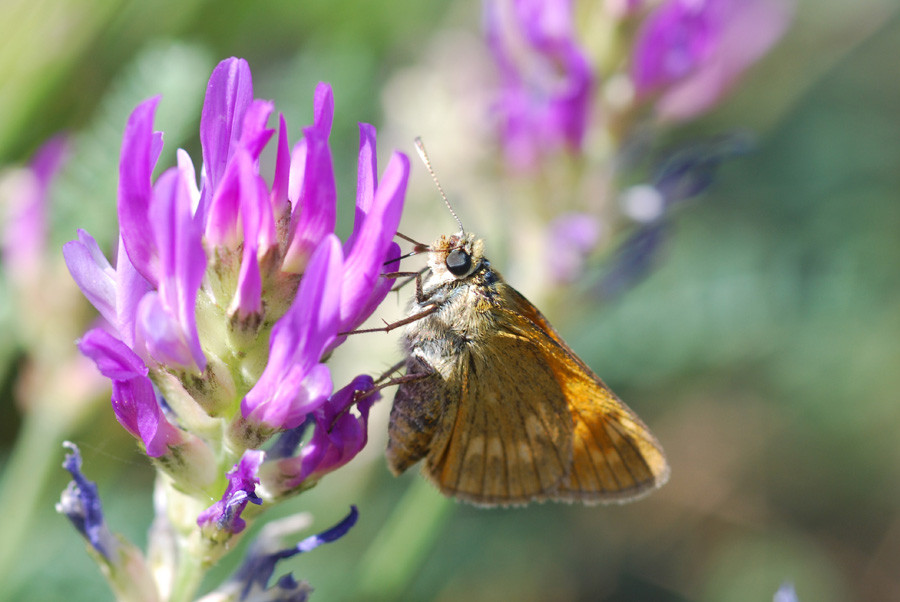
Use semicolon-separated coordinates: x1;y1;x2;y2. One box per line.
405;232;504;380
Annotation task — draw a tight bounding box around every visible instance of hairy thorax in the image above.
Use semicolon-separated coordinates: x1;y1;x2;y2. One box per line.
404;259;502;380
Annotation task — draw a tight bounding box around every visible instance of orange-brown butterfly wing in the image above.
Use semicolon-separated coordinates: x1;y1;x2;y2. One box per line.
496;285;670;503
420;326;576;506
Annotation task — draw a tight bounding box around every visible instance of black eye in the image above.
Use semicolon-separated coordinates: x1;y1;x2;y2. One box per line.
446;249;472;276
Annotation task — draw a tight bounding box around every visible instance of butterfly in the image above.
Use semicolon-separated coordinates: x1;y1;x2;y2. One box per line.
380;142;669;506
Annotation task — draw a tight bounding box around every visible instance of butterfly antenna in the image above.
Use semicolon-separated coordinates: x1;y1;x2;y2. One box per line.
414;137;465;235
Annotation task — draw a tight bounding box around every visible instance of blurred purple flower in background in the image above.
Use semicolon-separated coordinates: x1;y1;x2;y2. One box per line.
600;134;752;295
547;212;602;284
632;0;792;120
485;0;594;169
774;582;800;602
0;135;67;282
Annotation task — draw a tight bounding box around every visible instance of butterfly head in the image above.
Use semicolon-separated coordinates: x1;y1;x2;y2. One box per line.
427;231;485;283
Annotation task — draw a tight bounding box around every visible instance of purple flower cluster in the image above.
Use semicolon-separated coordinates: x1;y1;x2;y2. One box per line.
63;57;408;540
484;0;790;169
485;0;594;169
632;0;792;120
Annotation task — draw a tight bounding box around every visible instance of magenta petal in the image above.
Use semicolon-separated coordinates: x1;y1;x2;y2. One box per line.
270;114;291;218
201;58;254;193
286;139;307;214
356;241;401;326
78;328;181;457
486;0;594;168
197;450;264;535
283;130;336;274
118;96;162;286
241;235;343;430
655;0;792;120
547;213;601;284
156;166;206;370
137;167;207;371
631;0;723;95
312;82;334;136
30;134;69;189
136;292;195;369
234;244;263;319
278;363;332;429
319;376;379;474
344;123;378;254
63;230;117;328
115;236;152;348
79;327;149;380
277;375;380;489
339;152;409;332
176;149;201;212
205;153;243;248
239;99;275;162
553;46;593;149
514;0;575;48
231;151;268;318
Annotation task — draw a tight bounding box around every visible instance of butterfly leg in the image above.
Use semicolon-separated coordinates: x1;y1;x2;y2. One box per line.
328;369;432;432
352;371;431;405
389;267;428;293
374;359;407;384
338;303;438;336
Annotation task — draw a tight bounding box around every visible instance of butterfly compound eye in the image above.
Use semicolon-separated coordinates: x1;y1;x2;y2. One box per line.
446;248;472;276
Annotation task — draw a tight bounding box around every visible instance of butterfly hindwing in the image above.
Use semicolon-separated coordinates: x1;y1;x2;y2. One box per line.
421;330;575;506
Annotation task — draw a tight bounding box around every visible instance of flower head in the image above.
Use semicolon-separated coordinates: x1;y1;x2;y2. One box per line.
62;57;409;599
65;56;408;456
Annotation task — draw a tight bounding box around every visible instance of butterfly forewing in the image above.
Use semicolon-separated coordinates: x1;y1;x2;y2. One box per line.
496;284;670;503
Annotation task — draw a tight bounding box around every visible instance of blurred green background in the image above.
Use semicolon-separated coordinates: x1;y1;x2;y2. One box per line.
1;0;899;600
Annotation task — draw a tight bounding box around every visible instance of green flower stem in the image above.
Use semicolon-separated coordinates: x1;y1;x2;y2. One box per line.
353;478;454;601
168;540;206;602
